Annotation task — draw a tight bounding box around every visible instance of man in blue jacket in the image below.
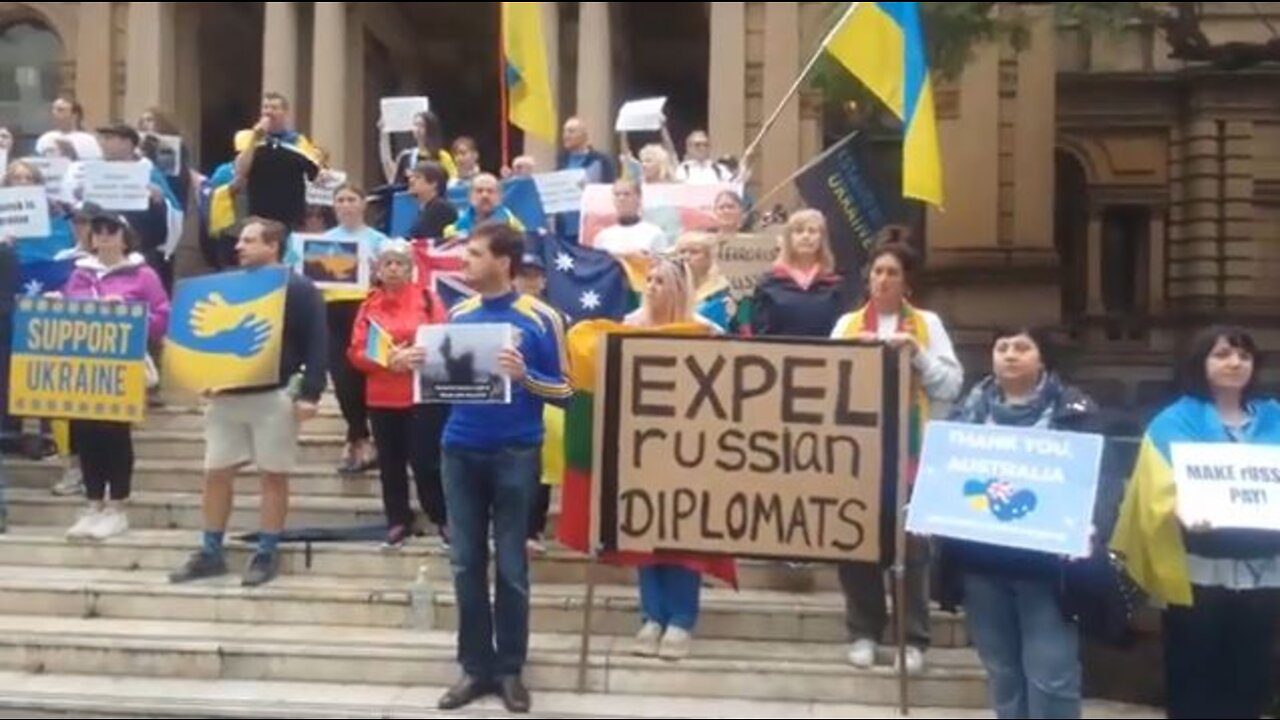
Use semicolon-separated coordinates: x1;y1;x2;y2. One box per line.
436;223;571;714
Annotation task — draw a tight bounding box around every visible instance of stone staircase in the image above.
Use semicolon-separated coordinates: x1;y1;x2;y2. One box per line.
0;405;1154;717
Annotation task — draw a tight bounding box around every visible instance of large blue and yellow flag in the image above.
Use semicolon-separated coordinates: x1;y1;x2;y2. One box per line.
502;2;558;144
824;2;943;207
1111;396;1280;607
163;266;288;395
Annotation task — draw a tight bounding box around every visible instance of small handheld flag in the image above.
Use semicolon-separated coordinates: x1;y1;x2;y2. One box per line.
366;321;394;367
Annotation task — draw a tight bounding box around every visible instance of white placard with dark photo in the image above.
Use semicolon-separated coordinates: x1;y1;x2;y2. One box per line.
152;134;183;177
414;324;514;405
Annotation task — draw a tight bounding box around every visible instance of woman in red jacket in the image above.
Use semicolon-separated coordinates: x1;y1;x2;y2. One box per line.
348;240;449;549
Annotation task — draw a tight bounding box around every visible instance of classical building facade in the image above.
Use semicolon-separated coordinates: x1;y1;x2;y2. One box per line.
3;2;1278;403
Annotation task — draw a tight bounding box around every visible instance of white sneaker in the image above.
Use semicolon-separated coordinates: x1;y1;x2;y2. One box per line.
90;507;129;541
52;461;85;497
65;508;101;540
847;639;877;669
896;646;925;676
631;622;663;658
658;627;692;662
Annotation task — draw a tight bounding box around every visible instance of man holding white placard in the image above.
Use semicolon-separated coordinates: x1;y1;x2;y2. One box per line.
85;124;183;289
1113;326;1280;720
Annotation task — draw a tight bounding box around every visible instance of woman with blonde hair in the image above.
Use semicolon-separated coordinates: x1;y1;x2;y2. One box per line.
749;208;850;338
674;232;734;331
541;255;731;666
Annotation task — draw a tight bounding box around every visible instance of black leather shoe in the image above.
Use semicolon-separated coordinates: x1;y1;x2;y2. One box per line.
499;675;531;714
437;676;493;711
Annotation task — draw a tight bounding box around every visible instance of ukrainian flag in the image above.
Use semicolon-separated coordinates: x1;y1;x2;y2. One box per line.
824;2;943;207
365;320;394;368
502;2;558;144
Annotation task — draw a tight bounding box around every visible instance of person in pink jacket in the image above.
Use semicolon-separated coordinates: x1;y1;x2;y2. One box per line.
59;213;170;542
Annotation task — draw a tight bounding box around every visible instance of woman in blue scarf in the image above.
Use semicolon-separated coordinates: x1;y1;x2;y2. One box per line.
1112;326;1280;719
945;327;1098;719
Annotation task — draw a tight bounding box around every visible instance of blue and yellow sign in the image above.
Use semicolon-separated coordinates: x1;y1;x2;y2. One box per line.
8;297;149;423
164;266;288;395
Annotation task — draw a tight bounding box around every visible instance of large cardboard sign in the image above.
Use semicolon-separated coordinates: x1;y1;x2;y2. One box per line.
592;335;910;563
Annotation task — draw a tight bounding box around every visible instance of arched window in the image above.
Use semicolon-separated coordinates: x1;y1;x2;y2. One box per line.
0;20;63;153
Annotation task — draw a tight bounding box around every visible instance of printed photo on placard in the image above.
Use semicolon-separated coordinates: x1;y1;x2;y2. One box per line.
414;324;512;405
294;234;370;291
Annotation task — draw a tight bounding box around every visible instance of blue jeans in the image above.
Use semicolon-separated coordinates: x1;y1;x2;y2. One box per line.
963;573;1082;720
442;445;539;680
638;565;702;631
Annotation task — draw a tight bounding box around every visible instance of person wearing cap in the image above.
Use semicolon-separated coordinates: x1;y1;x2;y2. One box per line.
87;123;183;291
60;213;171;541
347;240;450;548
514;250;563;555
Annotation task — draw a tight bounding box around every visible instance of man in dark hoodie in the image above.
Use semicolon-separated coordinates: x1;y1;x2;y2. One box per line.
168;217;327;588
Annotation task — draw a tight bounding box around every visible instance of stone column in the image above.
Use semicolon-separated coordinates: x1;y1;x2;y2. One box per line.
525;1;561;171
761;2;801;206
75;3;115;127
1086;207;1105;316
1148;210;1167;314
708;2;746;156
125;2;176;122
263;2;299;102
575;2;613;156
310;2;349;168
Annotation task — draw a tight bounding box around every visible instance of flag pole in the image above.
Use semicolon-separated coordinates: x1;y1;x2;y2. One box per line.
740;2;860;172
498;2;512;169
750;130;861;211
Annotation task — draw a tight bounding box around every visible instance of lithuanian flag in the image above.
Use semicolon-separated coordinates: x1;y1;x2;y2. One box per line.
557;319;738;587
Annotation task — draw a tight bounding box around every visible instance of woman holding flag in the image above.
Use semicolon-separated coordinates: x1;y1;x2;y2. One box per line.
348;240;450;549
559;257;735;663
830;239;963;675
1112;326;1280;719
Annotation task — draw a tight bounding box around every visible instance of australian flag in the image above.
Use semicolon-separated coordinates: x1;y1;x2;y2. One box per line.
533;233;632;323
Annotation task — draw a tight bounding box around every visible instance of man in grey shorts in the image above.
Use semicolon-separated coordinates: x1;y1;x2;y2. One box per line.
169;217;328;587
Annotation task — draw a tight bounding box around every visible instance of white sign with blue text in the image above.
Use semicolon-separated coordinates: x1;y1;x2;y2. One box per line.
907;421;1105;558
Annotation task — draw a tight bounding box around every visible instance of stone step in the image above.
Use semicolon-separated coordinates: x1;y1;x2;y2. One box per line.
0;528;840;606
0;672;1162;719
142;406;349;436
5;490;385;532
133;431;348;465
7;459;386;499
0;565;967;647
0;615;989;707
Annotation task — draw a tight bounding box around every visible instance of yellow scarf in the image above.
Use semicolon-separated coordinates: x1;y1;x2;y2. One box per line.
837;303;931;470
